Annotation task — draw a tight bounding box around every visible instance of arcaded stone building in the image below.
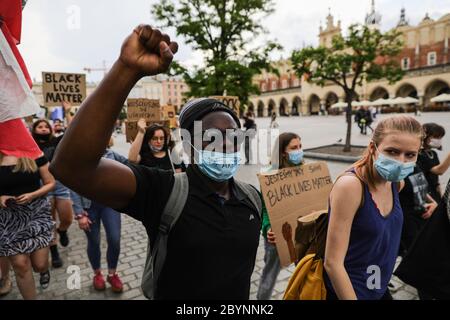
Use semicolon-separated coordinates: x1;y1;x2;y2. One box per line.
249;1;450;117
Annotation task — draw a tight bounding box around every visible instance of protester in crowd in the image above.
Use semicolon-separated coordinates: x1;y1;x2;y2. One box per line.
394;176;450;299
355;107;367;135
50;25;263;300
0;257;12;297
243;111;257;165
31;119;73;268
399;166;438;255
398;163;438;300
71;137;128;293
0;151;56;299
128;119;182;172
52;119;65;138
270;112;279;129
324;116;423;300
417;123;450;202
364;106;374;134
257;132;305;300
370;106;377;120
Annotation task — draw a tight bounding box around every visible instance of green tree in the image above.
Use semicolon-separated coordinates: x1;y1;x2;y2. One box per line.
152;0;281;110
291;24;404;151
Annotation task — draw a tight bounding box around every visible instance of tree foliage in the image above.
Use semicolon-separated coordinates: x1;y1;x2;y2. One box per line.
291;24;404;151
152;0;281;108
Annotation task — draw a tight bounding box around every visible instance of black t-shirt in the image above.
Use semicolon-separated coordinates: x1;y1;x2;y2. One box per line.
399;166;429;219
243;117;256;130
122;165;261;300
0;156;48;197
417;149;440;199
139;151;181;171
36;135;63;162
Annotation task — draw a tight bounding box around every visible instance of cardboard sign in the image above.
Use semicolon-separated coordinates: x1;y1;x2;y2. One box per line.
161;105;177;129
258;162;333;267
42;72;86;107
127;99;161;122
125;120;170;143
209;96;241;117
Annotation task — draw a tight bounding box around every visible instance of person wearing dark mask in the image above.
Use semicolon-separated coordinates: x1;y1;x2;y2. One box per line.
49;25;263;300
32;119;73;268
417;123;450;202
128;119;182;172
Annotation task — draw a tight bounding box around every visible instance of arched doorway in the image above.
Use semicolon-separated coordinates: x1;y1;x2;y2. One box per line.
268;99;276;117
279;98;289;116
308;94;320;115
425;79;450;107
325;92;339;111
396;83;418;98
369;87;389;101
292;96;301;116
257;101;265;117
248;102;255;115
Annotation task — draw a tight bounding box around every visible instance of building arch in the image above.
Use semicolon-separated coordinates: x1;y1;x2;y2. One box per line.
324;92;339;110
424;79;450;107
369;86;389;101
395;83;418;98
279;98;289;116
257;101;265;117
268;99;277;116
308;94;321;115
292;96;301;116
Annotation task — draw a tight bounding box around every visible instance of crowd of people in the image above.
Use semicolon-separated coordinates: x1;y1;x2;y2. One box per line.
1;24;450;301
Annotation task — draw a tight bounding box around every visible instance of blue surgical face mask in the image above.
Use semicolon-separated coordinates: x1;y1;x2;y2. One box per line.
190;143;241;182
374;146;416;182
288;150;304;165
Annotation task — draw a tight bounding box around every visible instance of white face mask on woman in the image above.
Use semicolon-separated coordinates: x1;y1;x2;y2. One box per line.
429;138;442;149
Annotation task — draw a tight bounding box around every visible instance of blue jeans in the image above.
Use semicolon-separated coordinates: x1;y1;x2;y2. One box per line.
257;238;281;300
85;202;121;270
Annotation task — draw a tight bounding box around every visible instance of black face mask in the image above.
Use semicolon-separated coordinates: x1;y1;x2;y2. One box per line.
34;133;51;142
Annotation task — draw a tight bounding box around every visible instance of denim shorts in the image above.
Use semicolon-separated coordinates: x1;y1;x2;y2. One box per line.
48;180;71;200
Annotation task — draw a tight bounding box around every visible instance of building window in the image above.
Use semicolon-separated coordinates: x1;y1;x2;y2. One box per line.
271;81;277;91
293;78;300;87
261;83;267;92
427;52;437;66
401;58;410;70
281;79;288;89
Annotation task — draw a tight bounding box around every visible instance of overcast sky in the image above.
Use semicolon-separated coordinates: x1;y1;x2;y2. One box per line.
20;0;450;83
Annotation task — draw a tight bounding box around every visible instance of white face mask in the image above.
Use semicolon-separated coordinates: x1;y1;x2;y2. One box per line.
429;138;442;149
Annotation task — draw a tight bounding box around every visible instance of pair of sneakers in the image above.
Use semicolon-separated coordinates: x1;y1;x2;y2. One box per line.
93;271;123;293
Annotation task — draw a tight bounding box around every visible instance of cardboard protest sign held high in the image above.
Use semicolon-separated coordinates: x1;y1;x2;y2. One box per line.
42;72;86;107
125;99;163;142
127;99;161;121
125;120;170;143
258;162;333;267
161;105;177;129
209;96;241;117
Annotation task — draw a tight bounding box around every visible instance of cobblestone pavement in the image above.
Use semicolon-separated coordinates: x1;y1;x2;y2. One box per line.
3;112;450;300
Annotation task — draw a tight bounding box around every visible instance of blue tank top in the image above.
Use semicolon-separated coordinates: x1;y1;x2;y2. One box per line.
324;178;403;300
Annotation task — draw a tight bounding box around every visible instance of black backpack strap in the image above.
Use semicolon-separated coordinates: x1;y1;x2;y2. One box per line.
234;180;262;219
141;172;189;299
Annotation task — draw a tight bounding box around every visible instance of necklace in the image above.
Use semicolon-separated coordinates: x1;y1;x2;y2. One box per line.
425;150;434;159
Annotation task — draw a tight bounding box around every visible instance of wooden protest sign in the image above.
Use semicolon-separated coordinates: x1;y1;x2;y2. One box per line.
42;72;87;107
257;162;333;267
126;99;161;122
125;120;170;143
209;96;241;117
161;105;177;129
